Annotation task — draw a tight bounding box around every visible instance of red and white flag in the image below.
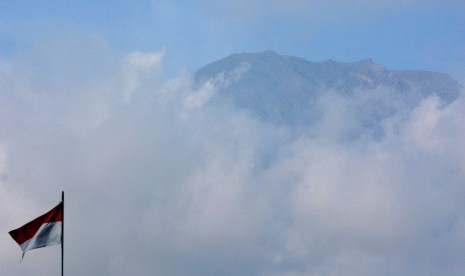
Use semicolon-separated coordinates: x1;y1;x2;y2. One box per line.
9;202;63;257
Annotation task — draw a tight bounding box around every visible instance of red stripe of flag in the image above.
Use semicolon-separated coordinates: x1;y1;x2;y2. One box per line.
9;202;63;245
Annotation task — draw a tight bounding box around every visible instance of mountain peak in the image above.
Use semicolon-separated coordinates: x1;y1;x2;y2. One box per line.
356;58;374;64
195;51;462;128
256;50;280;56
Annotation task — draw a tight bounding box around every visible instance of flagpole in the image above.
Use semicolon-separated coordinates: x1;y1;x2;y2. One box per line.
61;191;64;276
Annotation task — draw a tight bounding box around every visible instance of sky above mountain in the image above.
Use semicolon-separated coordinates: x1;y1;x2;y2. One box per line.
1;1;465;276
1;0;465;78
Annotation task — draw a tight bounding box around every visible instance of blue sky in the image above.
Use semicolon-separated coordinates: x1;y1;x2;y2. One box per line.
1;0;465;77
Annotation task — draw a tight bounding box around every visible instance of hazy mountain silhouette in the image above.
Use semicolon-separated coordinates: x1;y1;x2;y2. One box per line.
195;51;462;130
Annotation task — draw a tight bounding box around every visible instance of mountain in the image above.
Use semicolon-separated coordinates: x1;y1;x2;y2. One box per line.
194;51;463;130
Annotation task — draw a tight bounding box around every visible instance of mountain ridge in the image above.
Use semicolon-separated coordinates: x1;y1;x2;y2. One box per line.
194;51;462;129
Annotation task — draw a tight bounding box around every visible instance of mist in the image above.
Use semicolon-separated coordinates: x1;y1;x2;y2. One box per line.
2;38;465;276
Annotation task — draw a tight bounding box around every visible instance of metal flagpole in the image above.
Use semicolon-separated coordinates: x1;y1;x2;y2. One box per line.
61;191;64;276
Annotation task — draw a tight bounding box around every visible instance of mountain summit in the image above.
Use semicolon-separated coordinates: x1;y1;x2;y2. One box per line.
195;51;462;128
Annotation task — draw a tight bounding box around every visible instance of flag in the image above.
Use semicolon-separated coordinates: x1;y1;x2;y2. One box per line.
9;202;63;257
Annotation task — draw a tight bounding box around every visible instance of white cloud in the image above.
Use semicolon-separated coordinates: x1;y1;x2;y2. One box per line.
126;51;165;70
185;62;250;109
184;80;216;109
2;35;465;275
122;51;165;103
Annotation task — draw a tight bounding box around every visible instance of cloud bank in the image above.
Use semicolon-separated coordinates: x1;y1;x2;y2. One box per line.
1;38;465;276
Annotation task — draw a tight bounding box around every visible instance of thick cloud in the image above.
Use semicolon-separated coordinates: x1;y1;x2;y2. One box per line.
2;38;465;276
